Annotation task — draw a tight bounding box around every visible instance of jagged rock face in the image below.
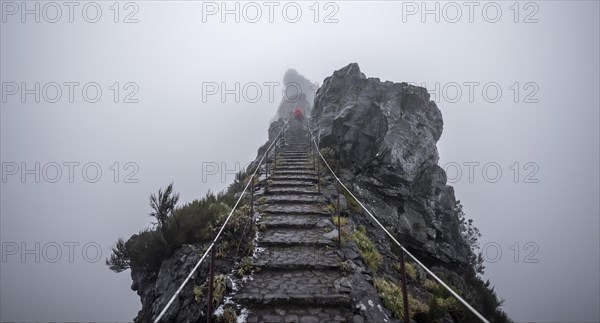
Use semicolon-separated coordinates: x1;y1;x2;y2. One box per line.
311;63;470;268
312;63;442;184
130;244;217;322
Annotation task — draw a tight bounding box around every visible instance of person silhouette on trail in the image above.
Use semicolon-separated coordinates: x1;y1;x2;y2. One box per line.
294;107;303;126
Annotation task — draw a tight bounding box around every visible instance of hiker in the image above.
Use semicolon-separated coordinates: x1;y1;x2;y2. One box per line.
294;107;303;126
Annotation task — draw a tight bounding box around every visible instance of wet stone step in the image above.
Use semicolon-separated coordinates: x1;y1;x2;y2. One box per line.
244;305;353;323
281;151;309;154
267;187;319;195
261;195;324;204
278;158;309;162
257;214;331;229
277;162;309;166
276;165;313;170
254;246;341;270
268;180;314;187
259;228;335;246
280;155;309;159
234;269;350;305
269;175;317;182
280;155;310;159
281;147;307;150
272;170;316;176
261;204;328;216
237;293;351;308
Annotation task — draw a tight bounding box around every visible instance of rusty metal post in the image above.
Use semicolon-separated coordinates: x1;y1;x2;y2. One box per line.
399;249;410;323
206;247;216;323
313;143;316;170
337;188;341;249
250;178;254;217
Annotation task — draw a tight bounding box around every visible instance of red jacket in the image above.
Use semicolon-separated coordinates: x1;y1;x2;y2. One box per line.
294;108;303;120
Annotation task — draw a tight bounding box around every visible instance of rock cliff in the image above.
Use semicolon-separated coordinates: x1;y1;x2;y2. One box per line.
311;63;470;269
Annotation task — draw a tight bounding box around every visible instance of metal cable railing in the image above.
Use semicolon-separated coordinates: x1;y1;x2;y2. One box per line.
154;119;289;322
307;121;490;323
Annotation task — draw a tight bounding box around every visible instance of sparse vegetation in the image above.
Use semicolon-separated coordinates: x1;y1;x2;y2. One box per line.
216;241;229;259
393;261;417;281
340;188;362;214
331;214;347;226
211;274;227;308
193;285;204;304
325;203;336;215
236;256;253;277
456;201;484;276
350;226;382;273
374;277;429;319
421;279;460;320
107;171;252;274
340;260;350;276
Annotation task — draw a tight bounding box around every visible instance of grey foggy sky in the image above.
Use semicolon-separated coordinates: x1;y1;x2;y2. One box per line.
1;1;598;322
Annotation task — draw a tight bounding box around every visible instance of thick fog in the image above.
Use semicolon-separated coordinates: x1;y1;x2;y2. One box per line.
1;1;598;322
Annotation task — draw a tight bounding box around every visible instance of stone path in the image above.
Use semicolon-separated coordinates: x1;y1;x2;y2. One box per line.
234;124;354;322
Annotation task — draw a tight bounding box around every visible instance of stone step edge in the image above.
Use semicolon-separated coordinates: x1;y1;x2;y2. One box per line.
234;293;351;306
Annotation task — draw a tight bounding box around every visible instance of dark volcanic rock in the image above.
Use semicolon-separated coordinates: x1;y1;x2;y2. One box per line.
131;244;207;323
311;63;470;268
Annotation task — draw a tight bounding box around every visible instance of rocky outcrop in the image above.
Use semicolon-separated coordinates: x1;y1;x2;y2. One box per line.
311;63;470;268
130;245;205;322
272;69;314;121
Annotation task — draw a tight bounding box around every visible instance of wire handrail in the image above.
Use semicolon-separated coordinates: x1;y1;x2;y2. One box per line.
307;121;490;323
154;119;289;322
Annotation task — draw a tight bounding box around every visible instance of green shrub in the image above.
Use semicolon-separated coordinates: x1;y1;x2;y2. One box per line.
106;228;168;273
107;188;236;274
164;194;231;248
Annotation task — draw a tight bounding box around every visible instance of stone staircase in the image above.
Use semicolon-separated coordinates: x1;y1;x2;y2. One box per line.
234;124;353;323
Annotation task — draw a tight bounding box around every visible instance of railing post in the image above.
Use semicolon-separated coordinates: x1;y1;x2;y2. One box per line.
313;142;316;170
399;249;410;323
250;177;254;217
337;188;341;249
206;247;216;323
